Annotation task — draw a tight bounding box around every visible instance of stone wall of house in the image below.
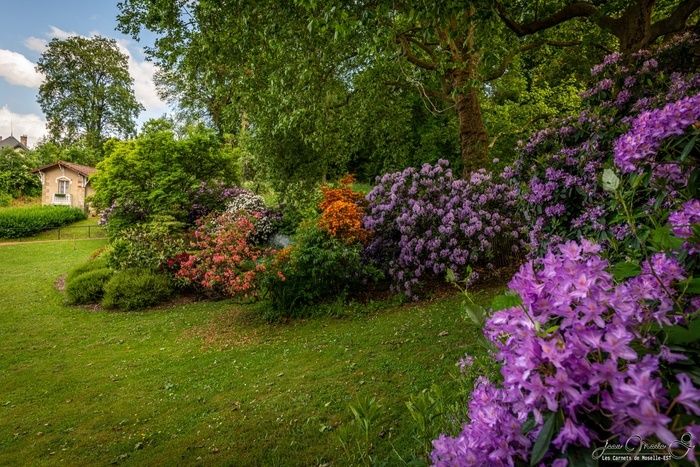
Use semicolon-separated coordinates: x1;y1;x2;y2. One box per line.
40;166;94;210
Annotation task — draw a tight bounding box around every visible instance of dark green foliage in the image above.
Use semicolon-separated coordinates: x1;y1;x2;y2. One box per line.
0;206;86;238
66;256;109;283
92;120;239;229
263;224;382;320
107;216;186;270
65;268;114;305
101;268;174;311
0;149;41;199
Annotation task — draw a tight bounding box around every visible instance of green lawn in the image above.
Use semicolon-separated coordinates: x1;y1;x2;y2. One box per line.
0;240;496;465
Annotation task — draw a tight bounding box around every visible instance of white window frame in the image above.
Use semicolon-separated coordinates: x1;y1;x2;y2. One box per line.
57;177;70;195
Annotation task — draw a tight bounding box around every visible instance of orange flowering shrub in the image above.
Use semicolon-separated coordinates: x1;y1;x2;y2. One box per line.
319;175;365;211
318;175;369;244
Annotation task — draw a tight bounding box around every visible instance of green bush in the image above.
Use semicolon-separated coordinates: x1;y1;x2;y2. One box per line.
67;256;109;282
66;268;114;305
277;181;321;234
0;193;11;207
107;216;186;270
262;224;382;320
102;268;174;311
0;205;86;238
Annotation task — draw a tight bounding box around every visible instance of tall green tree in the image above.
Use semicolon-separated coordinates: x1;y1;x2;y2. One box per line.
36;36;143;152
117;1;599;179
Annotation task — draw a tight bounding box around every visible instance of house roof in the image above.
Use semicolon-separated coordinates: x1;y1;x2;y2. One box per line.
0;135;28;150
32;160;97;177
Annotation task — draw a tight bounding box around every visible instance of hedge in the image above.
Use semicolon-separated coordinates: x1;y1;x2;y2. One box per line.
102;268;174;311
0;206;86;238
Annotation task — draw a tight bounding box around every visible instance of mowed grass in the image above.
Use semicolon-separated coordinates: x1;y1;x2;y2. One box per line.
0;240;495;465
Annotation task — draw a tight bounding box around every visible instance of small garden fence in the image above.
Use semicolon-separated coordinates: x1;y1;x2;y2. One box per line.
0;224;108;242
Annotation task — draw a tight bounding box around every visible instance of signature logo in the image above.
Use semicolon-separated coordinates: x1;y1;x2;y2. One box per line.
591;432;696;462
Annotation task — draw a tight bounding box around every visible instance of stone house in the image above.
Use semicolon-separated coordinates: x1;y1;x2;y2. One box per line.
0;135;29;151
32;161;97;211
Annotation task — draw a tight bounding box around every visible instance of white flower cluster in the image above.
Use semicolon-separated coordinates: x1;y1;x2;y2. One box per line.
226;190;279;243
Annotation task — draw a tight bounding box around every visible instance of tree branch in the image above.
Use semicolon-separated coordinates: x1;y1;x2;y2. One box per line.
397;35;438;70
483;39;581;82
494;1;601;36
649;0;700;41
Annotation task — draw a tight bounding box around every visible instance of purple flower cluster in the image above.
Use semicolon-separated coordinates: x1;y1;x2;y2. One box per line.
590;52;621;76
614;93;700;173
432;377;530;466
363;160;524;296
669;199;700;239
98;199;148;226
432;240;699;465
188;180;248;221
517;34;700;254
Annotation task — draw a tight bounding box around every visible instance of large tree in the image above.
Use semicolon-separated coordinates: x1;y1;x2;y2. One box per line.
36;35;143;151
118;1;599;178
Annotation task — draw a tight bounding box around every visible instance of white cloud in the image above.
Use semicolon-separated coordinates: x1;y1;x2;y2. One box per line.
24;36;47;53
48;26;77;40
0;106;47;147
0;49;43;88
24;27;78;53
115;39;167;113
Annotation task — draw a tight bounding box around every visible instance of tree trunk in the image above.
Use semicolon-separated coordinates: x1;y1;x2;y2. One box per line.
616;0;656;53
455;88;489;177
452;68;489;177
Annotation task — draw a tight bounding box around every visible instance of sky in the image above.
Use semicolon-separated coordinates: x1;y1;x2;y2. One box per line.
0;0;169;147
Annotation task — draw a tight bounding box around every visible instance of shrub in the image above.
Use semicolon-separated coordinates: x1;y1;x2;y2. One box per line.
66;268;114;305
0;193;11;207
67;256;109;282
107;215;187;270
102;268;173;310
262;224;382;320
515;33;700;257
176;211;269;298
0;205;86;238
277;180;322;234
433;36;700;465
225;188;282;244
431;241;700;466
318;175;369;244
364;160;524;297
92;120;239;231
188;181;246;221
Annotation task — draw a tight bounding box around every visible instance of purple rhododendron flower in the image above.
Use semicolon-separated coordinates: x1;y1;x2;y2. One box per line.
431;241;698;465
614;93;700;173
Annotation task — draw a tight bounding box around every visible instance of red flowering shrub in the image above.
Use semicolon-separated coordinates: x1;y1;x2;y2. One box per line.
176;211;269;298
318;175;369;244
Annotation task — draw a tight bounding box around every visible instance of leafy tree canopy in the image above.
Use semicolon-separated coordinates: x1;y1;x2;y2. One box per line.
36;35;143;153
91;119;239;228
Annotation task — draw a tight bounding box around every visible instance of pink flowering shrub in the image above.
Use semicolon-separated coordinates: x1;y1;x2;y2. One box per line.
176;211;270;298
364;160;525;297
432;240;700;466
